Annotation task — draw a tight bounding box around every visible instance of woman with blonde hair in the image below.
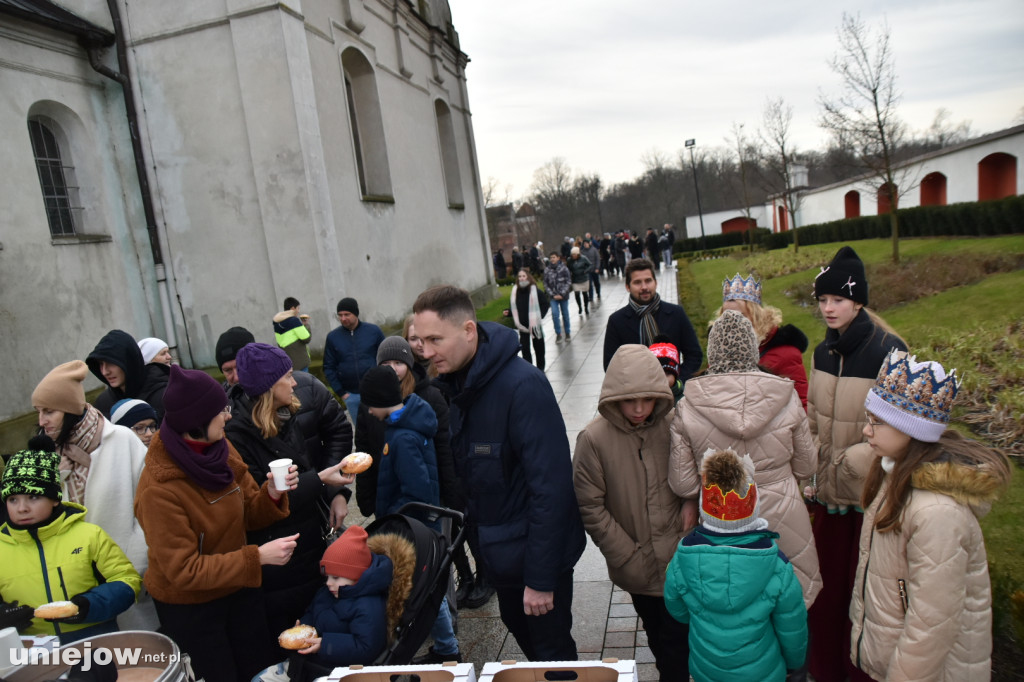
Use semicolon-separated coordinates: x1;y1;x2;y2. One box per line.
225;343;353;636
716;274;809;407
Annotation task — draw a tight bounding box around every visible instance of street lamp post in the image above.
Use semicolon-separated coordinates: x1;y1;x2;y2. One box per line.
685;139;706;252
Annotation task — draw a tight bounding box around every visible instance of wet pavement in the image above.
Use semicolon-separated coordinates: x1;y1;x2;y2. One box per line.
349;262;680;679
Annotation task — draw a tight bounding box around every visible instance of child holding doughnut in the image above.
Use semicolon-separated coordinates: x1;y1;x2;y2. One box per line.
0;437;141;644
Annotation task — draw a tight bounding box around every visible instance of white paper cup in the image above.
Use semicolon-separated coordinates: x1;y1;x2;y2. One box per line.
269;458;293;491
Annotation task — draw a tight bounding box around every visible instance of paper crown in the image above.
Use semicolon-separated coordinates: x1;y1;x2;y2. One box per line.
722;273;762;305
864;350;959;443
699;449;760;532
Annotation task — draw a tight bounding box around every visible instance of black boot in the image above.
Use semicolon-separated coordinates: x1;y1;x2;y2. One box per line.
455;574;475;609
412;646;463;664
464;572;496;609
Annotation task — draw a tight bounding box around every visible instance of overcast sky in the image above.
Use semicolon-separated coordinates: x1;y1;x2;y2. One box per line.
446;0;1024;201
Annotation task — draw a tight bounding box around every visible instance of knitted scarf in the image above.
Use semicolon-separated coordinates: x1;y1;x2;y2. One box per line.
59;404;103;505
511;285;545;340
158;421;235;491
629;293;662;347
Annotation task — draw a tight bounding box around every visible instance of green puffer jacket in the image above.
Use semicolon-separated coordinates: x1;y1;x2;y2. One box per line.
0;503;141;643
663;527;807;682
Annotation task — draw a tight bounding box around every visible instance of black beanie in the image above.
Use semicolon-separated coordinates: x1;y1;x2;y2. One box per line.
813;246;869;305
359;366;403;409
2;436;62;502
336;298;360;316
215;327;256;367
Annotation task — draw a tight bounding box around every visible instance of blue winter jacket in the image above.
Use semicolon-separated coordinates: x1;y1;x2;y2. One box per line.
323;322;385;395
300;552;393;667
375;392;440;520
663;526;808;682
438;322;585;591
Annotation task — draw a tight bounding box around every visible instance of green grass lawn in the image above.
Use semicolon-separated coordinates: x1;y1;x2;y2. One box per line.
684;235;1024;662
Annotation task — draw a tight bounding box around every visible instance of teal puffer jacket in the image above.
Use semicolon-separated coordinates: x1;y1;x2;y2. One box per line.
663;527;807;682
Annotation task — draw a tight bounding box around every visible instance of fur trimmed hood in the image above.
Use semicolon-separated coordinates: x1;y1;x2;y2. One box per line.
911;459;1006;518
366;532;417;640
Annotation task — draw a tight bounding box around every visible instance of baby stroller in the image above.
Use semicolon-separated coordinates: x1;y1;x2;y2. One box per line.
287;502;464;680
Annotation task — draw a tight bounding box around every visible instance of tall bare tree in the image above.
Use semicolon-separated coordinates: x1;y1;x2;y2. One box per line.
641;149;679;225
820;12;906;263
729;122;757;253
761;96;802;252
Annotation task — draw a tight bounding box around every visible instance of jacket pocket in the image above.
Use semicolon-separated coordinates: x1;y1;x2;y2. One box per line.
467;441;506;522
477;516;528;587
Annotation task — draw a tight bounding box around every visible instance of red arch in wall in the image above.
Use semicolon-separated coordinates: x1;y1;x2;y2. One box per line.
844;190;860;218
776;205;788;231
978;153;1017;200
877;183;897;214
920;172;947;206
722;216;755;234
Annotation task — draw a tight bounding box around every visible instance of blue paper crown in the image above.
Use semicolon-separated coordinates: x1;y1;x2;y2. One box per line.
722;273;762;305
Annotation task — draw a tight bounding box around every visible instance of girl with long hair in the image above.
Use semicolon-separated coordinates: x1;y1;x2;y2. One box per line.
507;268;549;371
851;350;1011;680
804;246;906;682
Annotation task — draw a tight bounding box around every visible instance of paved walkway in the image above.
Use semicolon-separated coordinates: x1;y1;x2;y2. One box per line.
350;263;680;679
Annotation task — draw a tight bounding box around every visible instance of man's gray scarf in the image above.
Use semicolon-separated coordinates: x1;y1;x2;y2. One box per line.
629;293;662;346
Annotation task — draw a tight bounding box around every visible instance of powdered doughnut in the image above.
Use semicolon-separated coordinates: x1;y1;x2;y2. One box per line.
34;601;78;619
278;624;317;650
340;452;373;474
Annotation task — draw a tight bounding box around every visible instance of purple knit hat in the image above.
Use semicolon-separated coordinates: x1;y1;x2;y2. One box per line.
236;342;292;397
163;365;228;433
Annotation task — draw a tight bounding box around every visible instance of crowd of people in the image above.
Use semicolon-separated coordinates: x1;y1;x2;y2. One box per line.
0;243;1012;682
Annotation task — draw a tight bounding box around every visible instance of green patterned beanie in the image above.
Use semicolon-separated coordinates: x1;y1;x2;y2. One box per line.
2;439;62;502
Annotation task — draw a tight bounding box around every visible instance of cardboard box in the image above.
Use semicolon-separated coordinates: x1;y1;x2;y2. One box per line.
327;661;476;682
479;659;637;682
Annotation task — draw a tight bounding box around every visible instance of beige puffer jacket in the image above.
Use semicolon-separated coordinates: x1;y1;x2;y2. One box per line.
850;460;1000;681
669;371;821;606
573;344;683;596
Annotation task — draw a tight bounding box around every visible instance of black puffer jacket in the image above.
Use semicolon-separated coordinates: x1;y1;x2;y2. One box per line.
291;372;353;501
355;363;460;517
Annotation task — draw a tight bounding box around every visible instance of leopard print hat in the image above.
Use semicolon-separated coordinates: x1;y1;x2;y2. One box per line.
706;309;759;375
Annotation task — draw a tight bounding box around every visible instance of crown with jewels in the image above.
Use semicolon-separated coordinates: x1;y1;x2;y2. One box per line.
699;449;760;532
864;350;960;443
722;273;762;305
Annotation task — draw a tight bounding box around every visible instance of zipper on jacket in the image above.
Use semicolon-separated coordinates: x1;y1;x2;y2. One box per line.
854;523;876;669
198;532;204;555
207;486;241;504
897;578;908;613
30;528;61;638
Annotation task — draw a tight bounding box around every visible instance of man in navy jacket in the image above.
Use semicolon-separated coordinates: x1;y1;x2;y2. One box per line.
413;285;586;662
603;258;703;379
323;297;385;421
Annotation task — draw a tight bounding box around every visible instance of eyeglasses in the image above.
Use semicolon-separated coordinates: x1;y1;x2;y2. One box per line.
131;424;157;436
222;405;232;415
864;412;886;430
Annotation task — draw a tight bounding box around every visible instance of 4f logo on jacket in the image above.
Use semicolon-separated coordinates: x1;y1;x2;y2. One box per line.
71;547;83;554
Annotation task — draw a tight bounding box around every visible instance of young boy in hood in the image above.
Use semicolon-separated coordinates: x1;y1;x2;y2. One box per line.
358;366;461;664
663;448;807;682
572;344;691;680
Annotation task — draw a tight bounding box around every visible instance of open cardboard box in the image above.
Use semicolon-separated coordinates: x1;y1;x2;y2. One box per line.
479;659;637;682
326;661;476;682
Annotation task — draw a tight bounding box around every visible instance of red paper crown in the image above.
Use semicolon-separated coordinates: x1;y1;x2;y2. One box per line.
701;481;758;522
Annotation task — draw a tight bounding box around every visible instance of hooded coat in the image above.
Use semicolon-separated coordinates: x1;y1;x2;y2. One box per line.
573;345;683;596
663;528;808;682
759;324;809;408
438;321;585;591
850;459;1002;681
87;330;168;420
273;310;311;371
669;371;821;606
375;392;440;520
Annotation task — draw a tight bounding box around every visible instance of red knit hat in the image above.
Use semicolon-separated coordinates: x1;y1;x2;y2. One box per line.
320;526;372;581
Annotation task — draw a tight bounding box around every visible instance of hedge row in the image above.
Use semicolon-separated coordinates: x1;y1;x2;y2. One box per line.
677;195;1024;253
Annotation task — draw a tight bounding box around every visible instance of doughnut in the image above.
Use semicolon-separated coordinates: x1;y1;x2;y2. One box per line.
34;601;78;619
278;624;317;650
340;452;373;474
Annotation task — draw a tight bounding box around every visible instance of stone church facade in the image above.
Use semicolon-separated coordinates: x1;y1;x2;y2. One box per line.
0;0;491;421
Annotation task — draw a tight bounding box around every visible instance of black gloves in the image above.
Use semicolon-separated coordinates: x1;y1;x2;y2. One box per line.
0;600;34;631
43;594;91;624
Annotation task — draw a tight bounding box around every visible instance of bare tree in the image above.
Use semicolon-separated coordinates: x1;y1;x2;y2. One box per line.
923;108;973;147
575;173;605;234
729;121;757;253
820;12;907;263
761;96;802;252
641;149;679;224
